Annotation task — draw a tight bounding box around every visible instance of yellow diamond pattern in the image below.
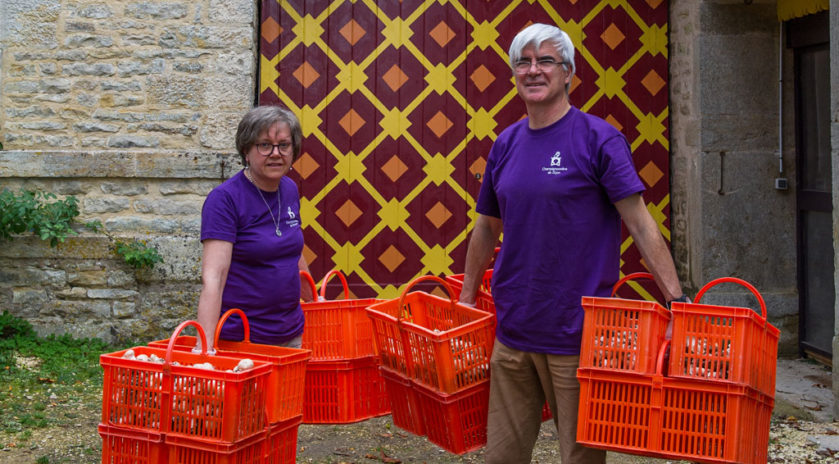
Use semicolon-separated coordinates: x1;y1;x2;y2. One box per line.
262;0;671;296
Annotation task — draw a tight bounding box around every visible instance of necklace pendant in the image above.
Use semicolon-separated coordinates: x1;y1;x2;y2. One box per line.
275;228;282;237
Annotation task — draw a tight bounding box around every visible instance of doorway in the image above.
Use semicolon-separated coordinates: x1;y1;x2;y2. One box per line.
790;12;834;360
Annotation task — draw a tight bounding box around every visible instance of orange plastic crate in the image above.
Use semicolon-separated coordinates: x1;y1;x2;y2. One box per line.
444;270;495;314
379;366;425;436
366;276;496;394
303;356;390;424
577;342;773;464
413;379;490;455
669;277;780;398
580;273;671;375
148;309;311;424
300;270;383;360
265;415;303;464
165;429;266;464
101;321;272;443
99;424;166;463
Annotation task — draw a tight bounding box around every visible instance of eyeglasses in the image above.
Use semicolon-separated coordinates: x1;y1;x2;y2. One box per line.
254;142;293;156
513;57;567;75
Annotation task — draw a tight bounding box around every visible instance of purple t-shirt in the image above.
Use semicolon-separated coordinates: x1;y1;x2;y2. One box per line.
476;107;644;355
200;171;304;345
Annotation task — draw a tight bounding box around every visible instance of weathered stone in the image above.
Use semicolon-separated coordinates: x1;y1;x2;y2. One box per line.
146;75;203;107
100;94;145;107
73;4;113;19
129;123;198;136
100;81;143;92
100;182;148;196
77;94;100;106
65;22;95;32
107;270;137;287
113;301;136;318
125;3;189;20
5;106;56;118
55;50;89;61
173;61;204;73
134;198;204;216
81;137;108;147
123;35;158;46
16;121;66;131
159;180;219;195
13;289;49;305
64;34;114;48
208;0;255;24
107;136;160;148
83;197;131;214
40;63;57;75
92;110;145;122
74;122;120;133
55;287;88;299
104;216;178;234
87;288;138;299
117;59;165;77
25;267;67;287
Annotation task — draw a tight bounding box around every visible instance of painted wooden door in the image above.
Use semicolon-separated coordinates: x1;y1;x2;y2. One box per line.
259;0;670;299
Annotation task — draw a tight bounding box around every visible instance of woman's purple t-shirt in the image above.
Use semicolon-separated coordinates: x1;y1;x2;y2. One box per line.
200;171;304;345
476;107;644;355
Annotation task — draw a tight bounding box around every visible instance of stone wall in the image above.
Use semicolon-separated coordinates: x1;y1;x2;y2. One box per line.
0;0;256;343
669;0;799;355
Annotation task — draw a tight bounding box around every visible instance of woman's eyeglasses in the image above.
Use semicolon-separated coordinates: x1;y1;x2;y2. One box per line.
254;142;293;156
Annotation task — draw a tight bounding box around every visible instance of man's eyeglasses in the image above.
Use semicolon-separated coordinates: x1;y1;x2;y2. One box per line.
514;57;567;75
254;142;293;156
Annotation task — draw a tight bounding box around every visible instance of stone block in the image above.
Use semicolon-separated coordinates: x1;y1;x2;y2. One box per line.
64;34;114;48
63;62;116;76
83;197;131;214
133;198;204;215
113;301;136;318
87;288;138;300
13;288;49;305
699;3;776;35
209;0;255;24
699;35;776;116
146;75;203;107
104;216;178;234
72;4;113;19
107;136;160;148
74;122;120;133
125;3;189;20
54;287;88;299
107;270;137;287
159;180;220;195
99;181;148;196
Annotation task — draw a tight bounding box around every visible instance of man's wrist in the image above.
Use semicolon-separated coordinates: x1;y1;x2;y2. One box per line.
666;294;689;310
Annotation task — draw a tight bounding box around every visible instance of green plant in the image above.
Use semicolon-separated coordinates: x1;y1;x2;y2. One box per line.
114;240;164;270
0;190;79;246
0;189;163;270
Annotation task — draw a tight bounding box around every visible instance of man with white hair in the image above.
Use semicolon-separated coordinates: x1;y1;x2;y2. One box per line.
459;23;686;463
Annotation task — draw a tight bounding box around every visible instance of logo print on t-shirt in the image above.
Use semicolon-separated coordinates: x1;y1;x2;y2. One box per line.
286;206;300;228
542;151;568;175
287;207;295;219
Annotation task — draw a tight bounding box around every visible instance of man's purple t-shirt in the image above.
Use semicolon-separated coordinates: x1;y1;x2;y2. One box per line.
476;107;644;355
201;171;304;345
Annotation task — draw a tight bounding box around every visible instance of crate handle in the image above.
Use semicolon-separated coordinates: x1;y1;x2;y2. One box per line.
214;308;251;346
319;269;349;300
164;320;208;372
655;339;670;375
398;275;457;321
694;277;767;320
611;272;655;297
300;270;317;300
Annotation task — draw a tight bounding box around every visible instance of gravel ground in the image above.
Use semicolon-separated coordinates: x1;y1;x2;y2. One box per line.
4;410;838;463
